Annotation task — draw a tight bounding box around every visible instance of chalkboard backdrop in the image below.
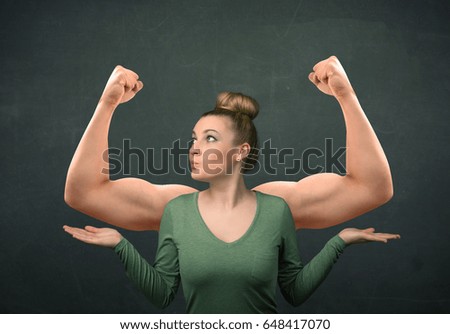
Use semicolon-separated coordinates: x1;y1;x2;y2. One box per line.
1;0;449;313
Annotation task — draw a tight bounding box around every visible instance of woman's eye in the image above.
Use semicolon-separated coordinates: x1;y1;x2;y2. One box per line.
188;138;196;147
206;135;216;142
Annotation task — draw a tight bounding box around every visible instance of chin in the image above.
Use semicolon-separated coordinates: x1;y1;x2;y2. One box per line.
190;168;225;182
191;173;213;182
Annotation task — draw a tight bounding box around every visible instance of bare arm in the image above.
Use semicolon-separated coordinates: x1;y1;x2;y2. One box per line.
64;66;197;231
253;56;393;230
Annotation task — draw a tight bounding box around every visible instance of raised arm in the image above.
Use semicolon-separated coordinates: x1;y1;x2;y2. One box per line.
253;56;393;230
64;66;196;231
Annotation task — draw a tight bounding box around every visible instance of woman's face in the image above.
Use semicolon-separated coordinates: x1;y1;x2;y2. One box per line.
189;115;243;181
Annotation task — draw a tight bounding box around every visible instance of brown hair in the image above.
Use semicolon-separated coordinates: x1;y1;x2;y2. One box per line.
201;92;260;173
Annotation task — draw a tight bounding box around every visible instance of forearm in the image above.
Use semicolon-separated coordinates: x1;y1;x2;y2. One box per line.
280;235;346;306
64;101;116;202
338;92;393;201
114;237;177;309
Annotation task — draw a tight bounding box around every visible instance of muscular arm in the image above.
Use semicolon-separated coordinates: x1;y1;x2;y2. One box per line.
64;66;197;231
253;56;393;229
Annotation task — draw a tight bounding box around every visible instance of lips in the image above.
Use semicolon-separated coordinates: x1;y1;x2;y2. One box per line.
190;162;200;169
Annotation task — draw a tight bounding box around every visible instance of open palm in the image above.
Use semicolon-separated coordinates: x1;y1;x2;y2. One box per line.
339;227;400;245
63;225;123;248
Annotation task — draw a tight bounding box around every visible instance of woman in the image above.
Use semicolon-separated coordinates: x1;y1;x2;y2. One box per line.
64;56;394;231
63;57;399;312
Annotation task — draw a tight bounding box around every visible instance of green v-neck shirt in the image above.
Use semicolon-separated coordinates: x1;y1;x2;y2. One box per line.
114;190;346;313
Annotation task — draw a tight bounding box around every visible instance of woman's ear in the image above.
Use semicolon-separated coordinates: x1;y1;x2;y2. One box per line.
239;143;251;160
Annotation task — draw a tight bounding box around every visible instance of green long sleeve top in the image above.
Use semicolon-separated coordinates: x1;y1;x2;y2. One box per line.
114;190;346;313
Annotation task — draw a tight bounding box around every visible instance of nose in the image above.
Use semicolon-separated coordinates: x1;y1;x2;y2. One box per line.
189;141;200;156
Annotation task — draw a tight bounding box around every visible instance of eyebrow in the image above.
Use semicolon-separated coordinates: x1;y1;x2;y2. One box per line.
192;129;220;135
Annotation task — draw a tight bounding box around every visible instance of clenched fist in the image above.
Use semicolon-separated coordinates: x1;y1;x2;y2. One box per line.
99;65;144;106
308;56;354;99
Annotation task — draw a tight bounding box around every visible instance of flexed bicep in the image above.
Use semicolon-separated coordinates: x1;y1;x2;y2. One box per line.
65;65;194;231
252;173;380;229
253;56;392;229
67;178;197;231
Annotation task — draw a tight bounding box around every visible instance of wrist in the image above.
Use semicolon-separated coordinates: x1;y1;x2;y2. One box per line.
335;88;357;102
113;235;126;251
326;234;348;253
98;97;120;111
338;231;350;245
113;234;124;248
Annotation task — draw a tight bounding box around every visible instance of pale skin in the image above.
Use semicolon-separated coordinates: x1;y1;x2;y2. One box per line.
63;225;399;249
64;103;400;245
64;56;394;235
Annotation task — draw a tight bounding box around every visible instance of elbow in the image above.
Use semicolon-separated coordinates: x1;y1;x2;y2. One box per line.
64;179;86;210
381;167;394;203
64;170;101;210
64;189;81;211
156;295;174;310
282;290;309;307
376;174;394;205
381;182;394;204
289;299;303;308
64;183;76;208
157;301;172;310
289;295;309;308
368;176;394;208
150;292;176;310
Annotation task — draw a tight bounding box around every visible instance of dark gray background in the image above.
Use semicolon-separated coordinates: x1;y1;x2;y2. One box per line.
1;0;449;313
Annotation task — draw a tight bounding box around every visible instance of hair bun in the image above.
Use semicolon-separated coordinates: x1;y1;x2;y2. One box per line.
215;92;259;120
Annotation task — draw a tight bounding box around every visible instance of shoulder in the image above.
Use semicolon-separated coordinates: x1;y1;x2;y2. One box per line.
256;190;293;221
254;191;295;235
160;192;198;233
162;192;198;217
256;190;290;209
165;191;197;209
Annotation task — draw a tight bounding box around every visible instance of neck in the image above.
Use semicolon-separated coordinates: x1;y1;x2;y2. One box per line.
203;174;252;209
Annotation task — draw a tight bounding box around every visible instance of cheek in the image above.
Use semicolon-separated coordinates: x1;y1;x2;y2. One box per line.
209;152;221;163
195;146;234;175
209;146;238;166
225;147;240;163
201;152;225;176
